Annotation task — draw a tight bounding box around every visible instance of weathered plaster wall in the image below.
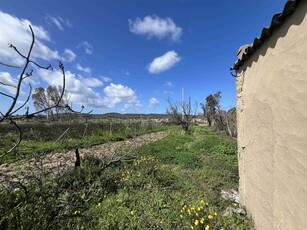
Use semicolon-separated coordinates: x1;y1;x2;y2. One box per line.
236;2;307;229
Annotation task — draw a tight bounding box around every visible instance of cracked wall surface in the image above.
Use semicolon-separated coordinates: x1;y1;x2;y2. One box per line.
236;2;307;229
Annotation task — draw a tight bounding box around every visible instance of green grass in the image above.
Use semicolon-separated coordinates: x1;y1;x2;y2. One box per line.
0;126;252;229
0;120;168;164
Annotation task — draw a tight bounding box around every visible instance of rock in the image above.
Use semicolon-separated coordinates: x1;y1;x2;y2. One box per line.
220;189;240;204
223;207;246;217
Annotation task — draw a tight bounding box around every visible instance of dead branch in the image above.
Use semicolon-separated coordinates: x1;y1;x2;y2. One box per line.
0;119;22;157
0;61;22;69
0;25;67;157
11;83;32;115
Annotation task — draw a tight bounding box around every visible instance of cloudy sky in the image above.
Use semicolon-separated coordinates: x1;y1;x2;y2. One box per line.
0;0;287;114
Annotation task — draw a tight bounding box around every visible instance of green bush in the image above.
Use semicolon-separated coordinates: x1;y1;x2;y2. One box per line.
211;140;237;156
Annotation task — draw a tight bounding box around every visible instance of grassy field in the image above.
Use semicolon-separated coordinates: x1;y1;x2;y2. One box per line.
0;126;252;229
0;120;167;164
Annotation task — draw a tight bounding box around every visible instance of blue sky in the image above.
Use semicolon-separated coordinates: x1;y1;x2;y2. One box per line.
0;0;287;114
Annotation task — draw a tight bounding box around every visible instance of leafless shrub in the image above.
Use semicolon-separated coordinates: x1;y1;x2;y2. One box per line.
167;98;198;133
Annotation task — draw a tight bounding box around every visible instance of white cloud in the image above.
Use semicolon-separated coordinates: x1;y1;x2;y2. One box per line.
64;49;76;62
75;63;91;75
0;72;17;95
100;76;112;82
37;69;141;110
103;83;142;109
0;11;60;66
129;15;182;42
0;72;29;97
45;15;73;31
104;83;135;99
148;51;181;74
38;69;101;108
77;41;93;55
164;81;173;88
149;97;160;108
81;77;103;88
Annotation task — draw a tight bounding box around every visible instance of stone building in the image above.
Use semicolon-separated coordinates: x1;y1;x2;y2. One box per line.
231;0;307;229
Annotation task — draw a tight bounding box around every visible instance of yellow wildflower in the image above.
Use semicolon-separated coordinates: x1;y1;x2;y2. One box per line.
208;215;213;219
196;213;199;216
130;210;134;215
200;218;204;224
197;207;201;211
205;225;210;230
180;214;183;218
200;200;205;204
195;220;199;226
214;212;217;216
191;226;194;229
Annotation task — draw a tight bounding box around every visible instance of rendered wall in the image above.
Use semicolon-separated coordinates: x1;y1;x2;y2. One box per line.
236;2;307;229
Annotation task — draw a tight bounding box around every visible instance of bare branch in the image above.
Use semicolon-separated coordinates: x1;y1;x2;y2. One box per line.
29;61;53;70
167;97;197;133
0;81;17;89
65;104;93;114
0;119;22;157
10;83;32;115
0;25;67;155
23;69;33;80
0;61;22;69
8;43;27;59
3;25;35;118
0;91;14;100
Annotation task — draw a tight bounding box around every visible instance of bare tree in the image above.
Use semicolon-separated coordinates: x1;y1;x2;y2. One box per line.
167;98;197;133
201;92;237;139
32;85;70;120
32;87;52;118
0;25;66;157
202;91;225;130
200;102;212;127
225;107;237;139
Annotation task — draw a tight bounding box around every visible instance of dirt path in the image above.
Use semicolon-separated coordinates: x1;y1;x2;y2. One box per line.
0;131;170;187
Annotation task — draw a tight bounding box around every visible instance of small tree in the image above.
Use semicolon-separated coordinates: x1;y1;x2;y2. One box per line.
202;91;225;130
167;98;197;133
32;85;70;120
201;92;237;139
200;102;212;127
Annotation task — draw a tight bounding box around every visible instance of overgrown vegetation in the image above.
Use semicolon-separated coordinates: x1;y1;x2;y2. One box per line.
0;120;167;164
201;92;237;138
0;126;252;229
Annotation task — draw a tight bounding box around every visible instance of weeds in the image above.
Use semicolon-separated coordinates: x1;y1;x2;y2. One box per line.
0;120;167;163
0;126;252;229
